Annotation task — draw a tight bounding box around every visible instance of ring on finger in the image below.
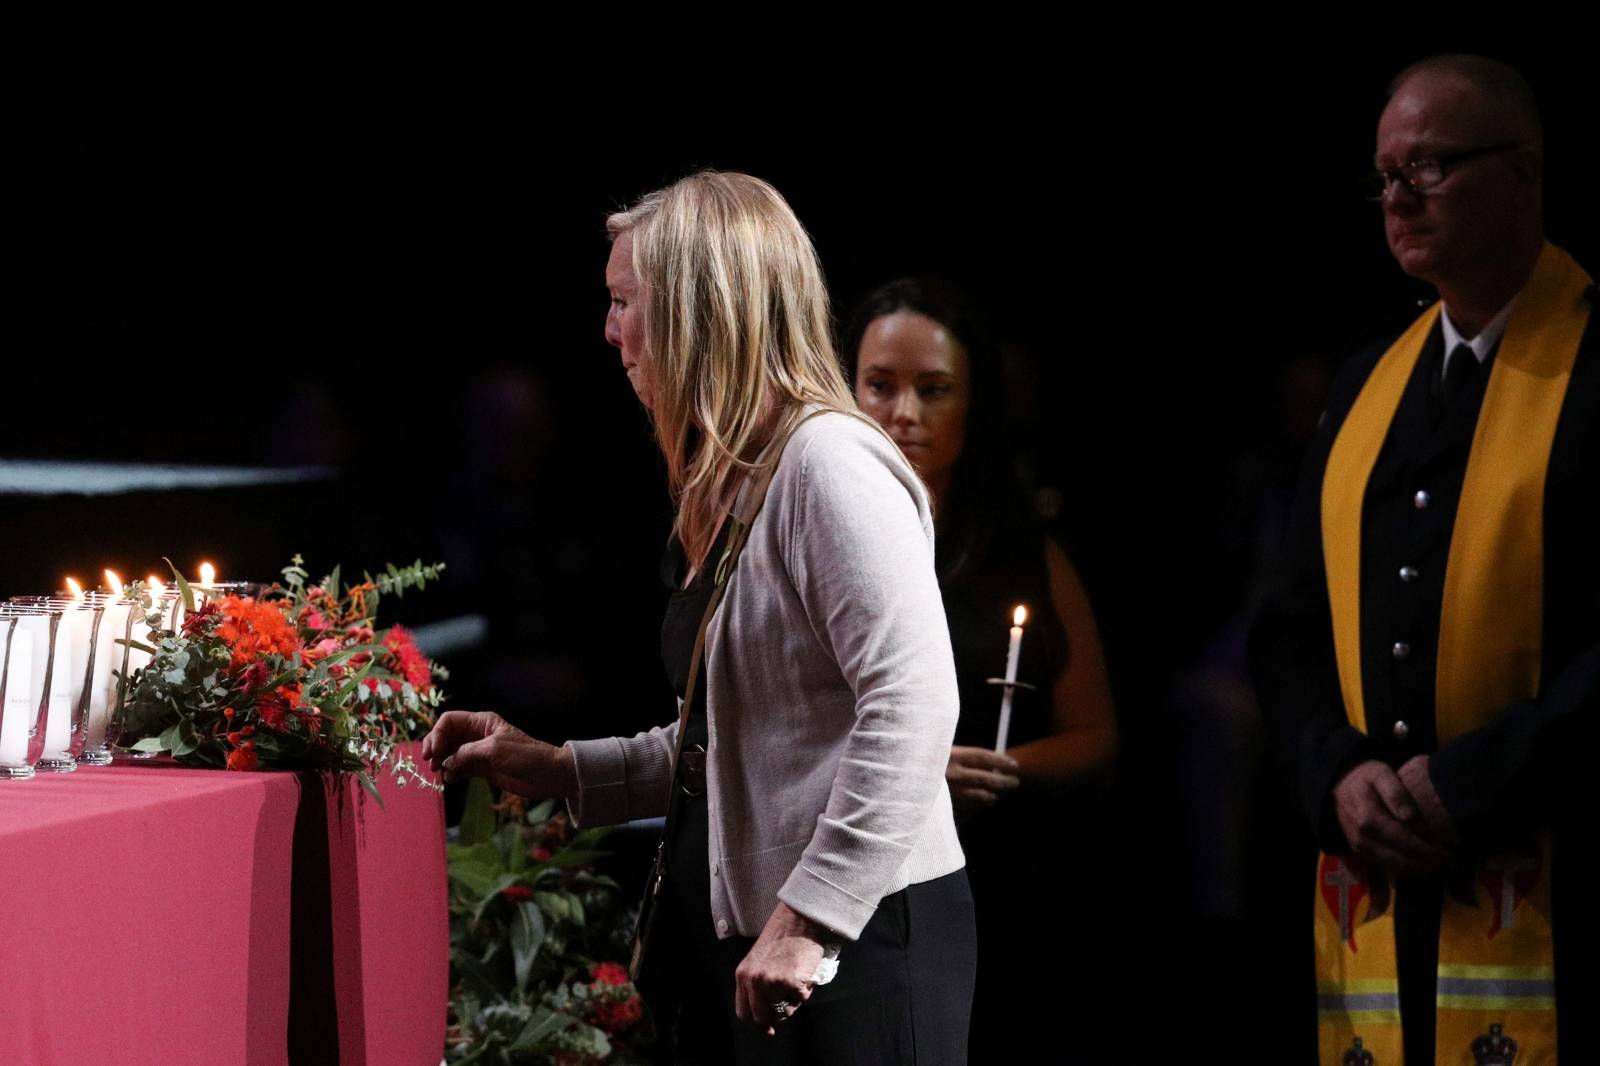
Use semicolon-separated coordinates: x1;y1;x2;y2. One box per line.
770;1000;795;1021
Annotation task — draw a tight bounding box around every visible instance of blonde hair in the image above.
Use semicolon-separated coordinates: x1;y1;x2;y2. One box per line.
607;171;863;566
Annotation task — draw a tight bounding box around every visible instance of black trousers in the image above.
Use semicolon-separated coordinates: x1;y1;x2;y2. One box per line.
647;791;976;1066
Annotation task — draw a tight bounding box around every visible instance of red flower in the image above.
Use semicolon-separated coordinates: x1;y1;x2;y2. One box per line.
501;885;534;901
237;661;271;692
256;694;289;730
590;993;643;1031
302;606;331;632
181;599;221;636
591;962;629;987
531;846;553;862
226;747;258;772
383;625;434;691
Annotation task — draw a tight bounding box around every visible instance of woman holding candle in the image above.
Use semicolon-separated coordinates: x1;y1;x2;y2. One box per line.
845;278;1118;1054
424;173;973;1064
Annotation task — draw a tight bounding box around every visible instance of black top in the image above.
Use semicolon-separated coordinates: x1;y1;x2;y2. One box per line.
659;517;735;751
657;517;735;909
941;520;1069;752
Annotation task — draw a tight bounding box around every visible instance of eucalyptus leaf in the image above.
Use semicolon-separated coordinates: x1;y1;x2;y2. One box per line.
562;891;586;929
459;778;495;846
356;771;385;809
163;557;196;613
510;900;545;993
129;736;167;754
507;1006;566;1053
170;729;198;759
533;891;570;922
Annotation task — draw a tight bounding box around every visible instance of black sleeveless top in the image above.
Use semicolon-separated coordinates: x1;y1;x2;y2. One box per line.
657;519;734;909
659;518;734;748
941;528;1069;752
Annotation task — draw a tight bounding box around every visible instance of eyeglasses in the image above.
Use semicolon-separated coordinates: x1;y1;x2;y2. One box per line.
1364;142;1523;201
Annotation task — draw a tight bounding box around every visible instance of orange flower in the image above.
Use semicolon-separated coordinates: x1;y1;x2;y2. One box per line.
226;746;258;772
214;596;301;672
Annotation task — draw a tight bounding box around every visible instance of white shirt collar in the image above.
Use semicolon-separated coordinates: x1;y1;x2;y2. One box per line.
1439;297;1517;376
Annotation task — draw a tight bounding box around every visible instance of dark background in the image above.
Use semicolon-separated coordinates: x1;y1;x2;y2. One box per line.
5;48;1593;1053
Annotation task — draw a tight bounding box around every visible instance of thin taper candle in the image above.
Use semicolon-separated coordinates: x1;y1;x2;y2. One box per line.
996;605;1027;754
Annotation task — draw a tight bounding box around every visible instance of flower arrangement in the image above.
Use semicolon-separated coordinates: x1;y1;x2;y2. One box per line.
117;555;447;799
447;780;652;1065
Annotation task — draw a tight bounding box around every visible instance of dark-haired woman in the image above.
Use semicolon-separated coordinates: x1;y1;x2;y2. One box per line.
846;279;1117;1056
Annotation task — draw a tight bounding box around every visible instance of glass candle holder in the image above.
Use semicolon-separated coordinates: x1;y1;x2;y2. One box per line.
8;597;93;772
0;606;61;779
77;593;137;766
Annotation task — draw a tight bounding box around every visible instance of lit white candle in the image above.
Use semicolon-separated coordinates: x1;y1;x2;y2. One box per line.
81;574;135;764
0;620;37;774
39;590;91;770
194;561;217;606
995;605;1027;755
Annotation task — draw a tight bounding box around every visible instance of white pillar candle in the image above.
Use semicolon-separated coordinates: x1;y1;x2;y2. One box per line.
84;598;133;754
40;611;83;765
995;605;1027;755
103;599;140;710
0;622;37;771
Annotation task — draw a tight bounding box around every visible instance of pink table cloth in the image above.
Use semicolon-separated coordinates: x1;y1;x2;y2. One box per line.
0;744;446;1065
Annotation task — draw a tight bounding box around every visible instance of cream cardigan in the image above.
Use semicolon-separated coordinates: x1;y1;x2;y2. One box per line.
566;410;965;941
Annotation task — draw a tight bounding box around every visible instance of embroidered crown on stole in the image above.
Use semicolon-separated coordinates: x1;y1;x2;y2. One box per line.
1471;1023;1518;1065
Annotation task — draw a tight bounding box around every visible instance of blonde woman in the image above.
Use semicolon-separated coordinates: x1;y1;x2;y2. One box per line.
423;171;974;1064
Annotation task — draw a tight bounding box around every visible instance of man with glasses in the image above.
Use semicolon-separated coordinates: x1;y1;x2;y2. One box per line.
1252;55;1595;1063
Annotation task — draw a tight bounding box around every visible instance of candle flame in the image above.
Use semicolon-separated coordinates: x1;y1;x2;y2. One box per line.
1013;605;1028;626
66;577;85;600
149;576;165;595
198;561;216;587
104;570;125;596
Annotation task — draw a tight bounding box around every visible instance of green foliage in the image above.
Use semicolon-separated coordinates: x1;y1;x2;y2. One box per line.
445;792;651;1064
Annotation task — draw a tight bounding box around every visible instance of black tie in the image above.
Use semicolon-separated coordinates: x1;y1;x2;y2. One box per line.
1440;343;1478;408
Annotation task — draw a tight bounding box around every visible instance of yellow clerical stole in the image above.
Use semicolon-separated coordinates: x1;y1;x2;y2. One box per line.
1314;242;1590;1064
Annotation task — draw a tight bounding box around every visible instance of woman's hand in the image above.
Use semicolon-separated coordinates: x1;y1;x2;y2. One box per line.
946;745;1021;823
734;902;830;1035
421;710;579;799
